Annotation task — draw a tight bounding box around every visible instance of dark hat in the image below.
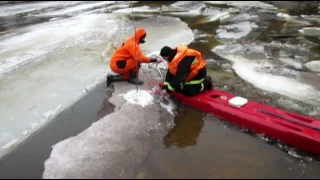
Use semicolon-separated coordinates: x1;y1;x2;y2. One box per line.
160;46;174;57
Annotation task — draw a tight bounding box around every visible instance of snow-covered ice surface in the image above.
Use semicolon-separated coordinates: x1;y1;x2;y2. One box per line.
112;4;206;17
212;44;265;55
220;13;260;23
81;4;130;15
43;99;175;179
301;15;320;24
305;61;320;73
113;6;161;14
0;13;120;157
42;80;175;179
29;1;116;17
170;1;204;11
213;53;320;106
215;21;258;40
299;27;320;37
0;14;118;76
0;12;194;158
119;90;154;108
0;1;84;17
204;1;275;9
212;42;320;107
277;12;290;18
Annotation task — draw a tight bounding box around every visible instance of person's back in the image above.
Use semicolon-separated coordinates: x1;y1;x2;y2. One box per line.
110;29;150;65
159;45;213;97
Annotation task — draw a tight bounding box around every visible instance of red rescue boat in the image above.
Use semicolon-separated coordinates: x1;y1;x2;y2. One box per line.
159;83;320;155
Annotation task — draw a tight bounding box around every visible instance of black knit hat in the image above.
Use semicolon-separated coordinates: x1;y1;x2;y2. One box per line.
160;46;174;57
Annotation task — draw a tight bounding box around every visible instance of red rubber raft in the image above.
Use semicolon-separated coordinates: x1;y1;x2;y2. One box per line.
159;83;320;155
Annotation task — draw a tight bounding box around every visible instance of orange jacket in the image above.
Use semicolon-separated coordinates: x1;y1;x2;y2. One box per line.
110;28;151;64
168;45;206;82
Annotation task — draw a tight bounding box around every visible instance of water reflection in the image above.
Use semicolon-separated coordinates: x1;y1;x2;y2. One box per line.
163;105;205;148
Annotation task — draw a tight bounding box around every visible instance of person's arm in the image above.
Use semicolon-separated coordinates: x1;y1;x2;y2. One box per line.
127;42;157;63
165;70;174;82
164;56;194;92
163;70;174;90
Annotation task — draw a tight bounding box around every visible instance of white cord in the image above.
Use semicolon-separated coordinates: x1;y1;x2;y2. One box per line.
131;1;139;93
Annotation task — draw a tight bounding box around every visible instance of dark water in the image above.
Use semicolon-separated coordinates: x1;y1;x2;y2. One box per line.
265;1;319;15
138;105;320;179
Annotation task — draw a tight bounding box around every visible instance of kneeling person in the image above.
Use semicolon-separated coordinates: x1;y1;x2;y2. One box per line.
159;45;213;97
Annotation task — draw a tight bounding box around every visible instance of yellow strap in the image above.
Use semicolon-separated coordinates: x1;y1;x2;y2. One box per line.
164;77;204;91
192;57;198;64
164;82;175;91
184;78;205;85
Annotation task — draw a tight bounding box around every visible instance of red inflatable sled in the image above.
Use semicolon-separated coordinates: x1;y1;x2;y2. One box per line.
159;82;320;155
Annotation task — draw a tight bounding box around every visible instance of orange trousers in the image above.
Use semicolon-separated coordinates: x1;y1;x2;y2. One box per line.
110;58;140;80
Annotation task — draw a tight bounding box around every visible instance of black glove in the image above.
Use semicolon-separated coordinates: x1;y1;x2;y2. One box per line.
150;58;157;63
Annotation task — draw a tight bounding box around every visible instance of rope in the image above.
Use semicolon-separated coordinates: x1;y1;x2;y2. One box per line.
257;109;320;132
131;1;139;93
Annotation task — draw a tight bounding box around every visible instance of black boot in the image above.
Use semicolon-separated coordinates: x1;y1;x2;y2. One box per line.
106;74;124;87
128;71;144;85
204;75;213;90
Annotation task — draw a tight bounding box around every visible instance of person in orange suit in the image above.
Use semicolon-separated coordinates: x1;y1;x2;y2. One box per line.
107;28;161;87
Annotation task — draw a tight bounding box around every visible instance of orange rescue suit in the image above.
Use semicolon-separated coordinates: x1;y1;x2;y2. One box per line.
167;45;206;82
110;28;151;80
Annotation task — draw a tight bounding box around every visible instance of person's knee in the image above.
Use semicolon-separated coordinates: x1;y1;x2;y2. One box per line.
182;87;199;97
110;60;124;73
116;60;126;69
204;76;213;90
